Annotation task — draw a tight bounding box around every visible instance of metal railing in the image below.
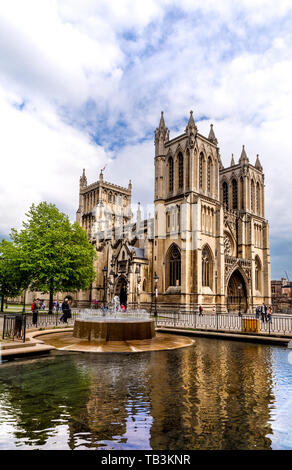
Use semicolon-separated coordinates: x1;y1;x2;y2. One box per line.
25;312;79;329
2;314;26;342
155;312;292;336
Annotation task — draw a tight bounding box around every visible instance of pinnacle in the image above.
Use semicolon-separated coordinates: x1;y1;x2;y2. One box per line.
159;111;166;129
231;154;235;166
208;123;218;144
239;145;249;164
255;154;263;171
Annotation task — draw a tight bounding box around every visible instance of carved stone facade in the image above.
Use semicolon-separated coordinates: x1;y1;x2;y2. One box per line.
72;110;271;313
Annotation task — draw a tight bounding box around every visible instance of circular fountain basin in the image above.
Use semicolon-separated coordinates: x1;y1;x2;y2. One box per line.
73;318;156;341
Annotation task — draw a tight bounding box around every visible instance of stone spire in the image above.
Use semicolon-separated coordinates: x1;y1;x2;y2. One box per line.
155;111;169;140
208;123;218;145
185;110;197;148
80;168;87;188
231;153;235;166
155;111;169;156
255;154;263;171
239;145;249;165
185;110;197;134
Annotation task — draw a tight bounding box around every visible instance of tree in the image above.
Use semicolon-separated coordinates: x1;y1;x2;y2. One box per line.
11;202;97;313
0;240;30;312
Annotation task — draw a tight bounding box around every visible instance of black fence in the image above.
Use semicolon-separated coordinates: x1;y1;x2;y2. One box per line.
25;311;79;329
156;312;292;336
2;314;26;342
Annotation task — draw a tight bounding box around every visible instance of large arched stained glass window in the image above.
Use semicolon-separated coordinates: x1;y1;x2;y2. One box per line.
169;245;181;287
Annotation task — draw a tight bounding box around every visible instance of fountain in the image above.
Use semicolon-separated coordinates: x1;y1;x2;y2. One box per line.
35;298;194;353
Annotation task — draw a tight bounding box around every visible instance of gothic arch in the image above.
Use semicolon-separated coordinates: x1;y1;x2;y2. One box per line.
207;155;213;194
251;178;255;212
255;255;262;292
199;151;206;190
165;243;181;289
226;268;248;313
231;177;238;210
167;155;174;193
201;244;214;289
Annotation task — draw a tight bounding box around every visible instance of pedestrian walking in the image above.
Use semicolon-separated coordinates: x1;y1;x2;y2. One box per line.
255;306;260;319
31;298;39;325
60;298;71;323
199;305;203;316
267;306;272;323
261;304;266;322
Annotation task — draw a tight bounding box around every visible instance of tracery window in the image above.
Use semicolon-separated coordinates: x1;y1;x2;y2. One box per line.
169;245;181;287
169;157;174;192
207;157;212;193
223;182;229;210
232;179;238;210
256;182;260;214
251;180;255;212
255;256;261;291
202;247;212;288
178;153;184;190
199;153;204;189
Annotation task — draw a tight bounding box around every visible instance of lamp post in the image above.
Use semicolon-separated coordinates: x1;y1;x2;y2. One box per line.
154;273;159;317
238;283;242;317
102;267;108;308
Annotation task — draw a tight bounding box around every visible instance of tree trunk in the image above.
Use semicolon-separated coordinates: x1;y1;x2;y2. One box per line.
22;289;26;313
49;289;54;314
0;294;4;313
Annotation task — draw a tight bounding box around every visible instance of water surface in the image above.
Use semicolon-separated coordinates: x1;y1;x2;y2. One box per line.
0;337;291;450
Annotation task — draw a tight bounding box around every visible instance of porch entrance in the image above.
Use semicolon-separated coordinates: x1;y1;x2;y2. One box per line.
227;270;248;313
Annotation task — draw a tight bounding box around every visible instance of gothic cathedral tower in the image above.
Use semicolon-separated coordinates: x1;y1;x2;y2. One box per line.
153;111;271;313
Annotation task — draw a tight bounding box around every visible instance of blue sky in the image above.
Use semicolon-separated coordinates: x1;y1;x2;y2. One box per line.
0;0;292;279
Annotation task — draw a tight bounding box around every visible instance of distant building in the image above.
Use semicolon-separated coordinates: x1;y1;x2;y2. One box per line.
271;278;292;312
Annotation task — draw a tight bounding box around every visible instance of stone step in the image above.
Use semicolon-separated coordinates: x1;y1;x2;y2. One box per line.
2;341;35;350
1;343;55;358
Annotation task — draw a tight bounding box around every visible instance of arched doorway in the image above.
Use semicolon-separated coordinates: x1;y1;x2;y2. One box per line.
115;276;128;308
227;270;248;313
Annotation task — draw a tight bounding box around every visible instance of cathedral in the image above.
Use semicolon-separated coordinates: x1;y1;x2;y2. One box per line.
74;110;271;314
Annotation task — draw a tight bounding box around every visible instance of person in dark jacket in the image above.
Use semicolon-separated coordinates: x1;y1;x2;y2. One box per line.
60;298;71;323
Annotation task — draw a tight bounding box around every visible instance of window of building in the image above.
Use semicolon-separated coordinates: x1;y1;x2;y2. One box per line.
232;179;238;210
199;153;204;189
256;182;260;214
169;157;174;192
178;153;184;190
207;156;212;193
255;256;261;292
169;245;181;287
223;182;229;210
251;180;255;212
202;246;212;288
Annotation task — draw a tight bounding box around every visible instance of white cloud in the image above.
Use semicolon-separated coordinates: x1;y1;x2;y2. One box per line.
0;0;292;277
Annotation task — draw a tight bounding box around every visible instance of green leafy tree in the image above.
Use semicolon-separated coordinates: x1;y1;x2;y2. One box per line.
0;240;30;312
11;202;97;313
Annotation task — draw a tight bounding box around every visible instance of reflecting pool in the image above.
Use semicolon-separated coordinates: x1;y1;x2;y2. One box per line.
0;337;291;450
